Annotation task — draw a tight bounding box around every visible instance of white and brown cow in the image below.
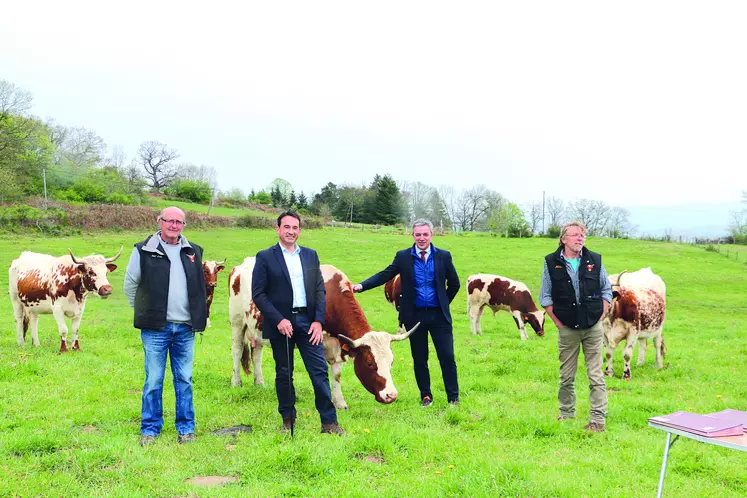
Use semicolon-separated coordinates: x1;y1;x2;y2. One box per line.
229;258;417;409
384;275;401;311
467;274;545;340
602;267;667;379
202;259;225;328
8;247;122;352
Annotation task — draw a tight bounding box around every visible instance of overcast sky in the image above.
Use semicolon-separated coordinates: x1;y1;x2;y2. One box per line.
3;1;746;207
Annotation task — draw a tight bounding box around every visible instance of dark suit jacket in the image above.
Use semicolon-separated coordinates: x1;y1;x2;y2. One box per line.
251;244;326;340
360;244;460;325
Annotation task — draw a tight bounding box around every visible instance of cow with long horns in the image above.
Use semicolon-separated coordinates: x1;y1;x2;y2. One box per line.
229;259;417;409
9;246;122;352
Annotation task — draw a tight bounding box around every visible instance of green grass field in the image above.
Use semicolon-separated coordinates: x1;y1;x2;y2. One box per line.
1;229;745;497
151;198;277;218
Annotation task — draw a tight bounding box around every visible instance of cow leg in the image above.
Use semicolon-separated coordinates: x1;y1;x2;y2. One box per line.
622;333;637;380
70;313;83;351
52;307;70;353
11;299;27;346
28;314;41;347
636;337;648;366
329;360;348;410
231;322;246;387
512;311;528;341
653;330;665;369
468;302;485;335
252;342;265;385
603;334;615;377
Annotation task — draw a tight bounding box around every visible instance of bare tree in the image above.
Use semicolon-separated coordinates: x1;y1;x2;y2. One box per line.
524;201;543;234
454;185;491;231
107;144;127;169
546;196;566;228
137;141;180;192
606;206;632;238
569;198;610;235
0;80;32;120
400;181;433;220
437;185;459;230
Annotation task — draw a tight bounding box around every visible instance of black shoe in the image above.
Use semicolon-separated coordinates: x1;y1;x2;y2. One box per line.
448;399;460;406
420;396;433;407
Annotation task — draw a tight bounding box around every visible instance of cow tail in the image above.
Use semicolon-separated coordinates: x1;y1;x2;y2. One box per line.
23;312;29;340
241;328;251;376
660;337;667;360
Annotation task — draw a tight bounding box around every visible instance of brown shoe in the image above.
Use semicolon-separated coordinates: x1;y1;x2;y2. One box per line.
584;422;605;433
320;422;346;435
557;415;574;421
280;417;295;434
139;435;156;447
177;433;196;444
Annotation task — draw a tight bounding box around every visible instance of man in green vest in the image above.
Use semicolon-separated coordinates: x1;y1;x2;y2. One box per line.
539;221;612;432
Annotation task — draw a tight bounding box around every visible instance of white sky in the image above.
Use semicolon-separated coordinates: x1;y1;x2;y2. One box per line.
3;1;746;207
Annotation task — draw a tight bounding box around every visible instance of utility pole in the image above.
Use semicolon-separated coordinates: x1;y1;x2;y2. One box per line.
542;190;545;234
207;187;215;216
42;165;48;209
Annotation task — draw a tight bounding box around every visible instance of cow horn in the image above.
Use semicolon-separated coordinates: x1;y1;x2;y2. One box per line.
614;270;628;287
390;322;421;341
105;245;123;263
216;259;226;266
68;248;82;265
338;334;362;349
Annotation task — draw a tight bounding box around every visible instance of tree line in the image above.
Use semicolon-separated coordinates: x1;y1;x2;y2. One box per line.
2;78;640;236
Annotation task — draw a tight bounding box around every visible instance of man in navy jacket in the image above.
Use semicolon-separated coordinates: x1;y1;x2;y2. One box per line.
252;211;343;435
353;219;461;406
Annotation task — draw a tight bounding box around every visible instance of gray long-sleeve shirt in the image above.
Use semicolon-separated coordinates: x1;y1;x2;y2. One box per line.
539;249;612;308
123;234;192;324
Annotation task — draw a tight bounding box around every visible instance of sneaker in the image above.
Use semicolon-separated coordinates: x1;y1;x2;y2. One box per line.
139;435;156;447
420;396;433;407
584;422;605;433
320;422;346;435
280;417;295;434
177;433;196;444
448;399;460;406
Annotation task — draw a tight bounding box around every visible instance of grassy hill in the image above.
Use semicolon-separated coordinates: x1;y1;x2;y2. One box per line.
151;198;278;218
0;230;745;497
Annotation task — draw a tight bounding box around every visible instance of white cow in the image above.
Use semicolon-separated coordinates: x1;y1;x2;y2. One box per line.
9;247;122;352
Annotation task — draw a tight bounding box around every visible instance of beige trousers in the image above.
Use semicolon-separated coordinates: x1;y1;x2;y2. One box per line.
558;321;608;425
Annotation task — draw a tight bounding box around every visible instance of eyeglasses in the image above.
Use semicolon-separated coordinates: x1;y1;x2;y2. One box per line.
160;218;185;226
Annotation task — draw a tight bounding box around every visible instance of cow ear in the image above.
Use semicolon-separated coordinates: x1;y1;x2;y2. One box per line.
612;290;620;300
337;334;359;353
76;264;87;274
217;265;225;273
106;264;117;273
522;313;530;322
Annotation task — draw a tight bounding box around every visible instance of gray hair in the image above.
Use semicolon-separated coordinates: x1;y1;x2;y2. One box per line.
159;206;187;223
411;218;434;232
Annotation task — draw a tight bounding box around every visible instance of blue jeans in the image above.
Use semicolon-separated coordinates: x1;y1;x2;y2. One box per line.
141;322;195;436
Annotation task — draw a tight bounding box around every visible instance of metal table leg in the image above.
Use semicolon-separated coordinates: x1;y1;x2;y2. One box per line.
657;432;679;498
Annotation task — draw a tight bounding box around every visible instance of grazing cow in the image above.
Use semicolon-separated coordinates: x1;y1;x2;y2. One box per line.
229;258;417;409
9;247;122;352
466;274;545;340
602;267;667;379
202;259;225;327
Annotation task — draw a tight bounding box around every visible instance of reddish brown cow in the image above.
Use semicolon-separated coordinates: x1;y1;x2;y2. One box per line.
603;267;667;379
384;275;401;310
229;258;417;409
202;259;225;327
9;247;122;352
467;274;545;340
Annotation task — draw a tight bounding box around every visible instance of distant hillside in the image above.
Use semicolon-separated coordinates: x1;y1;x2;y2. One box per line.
625;202;742;239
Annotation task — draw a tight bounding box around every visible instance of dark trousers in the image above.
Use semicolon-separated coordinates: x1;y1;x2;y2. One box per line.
269;313;337;425
405;308;459;402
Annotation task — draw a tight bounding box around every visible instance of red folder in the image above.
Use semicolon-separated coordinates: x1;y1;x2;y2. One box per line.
649;411;744;437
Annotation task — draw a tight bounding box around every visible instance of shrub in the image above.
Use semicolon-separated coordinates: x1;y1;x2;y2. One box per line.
547;225;561;238
164;179;212;204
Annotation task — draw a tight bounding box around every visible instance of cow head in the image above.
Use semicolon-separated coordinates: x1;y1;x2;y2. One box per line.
203;259;226;288
68;246;122;298
337;322;420;404
522;310;546;336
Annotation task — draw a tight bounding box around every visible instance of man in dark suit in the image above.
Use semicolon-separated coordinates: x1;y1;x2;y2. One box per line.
353;219;461;407
251;210;344;435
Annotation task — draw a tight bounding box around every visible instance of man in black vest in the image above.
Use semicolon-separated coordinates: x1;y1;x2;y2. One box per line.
353;219;461;407
539;221;612;432
251;211;344;435
124;207;207;446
